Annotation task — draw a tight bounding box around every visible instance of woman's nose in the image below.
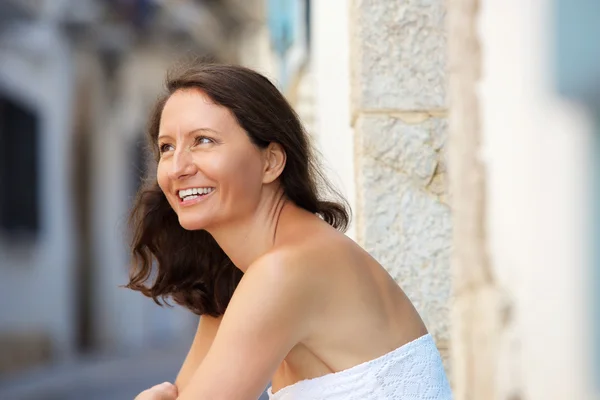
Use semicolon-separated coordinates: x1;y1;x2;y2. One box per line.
169;147;197;180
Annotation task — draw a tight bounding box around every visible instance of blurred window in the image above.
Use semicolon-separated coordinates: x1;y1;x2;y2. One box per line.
0;95;40;237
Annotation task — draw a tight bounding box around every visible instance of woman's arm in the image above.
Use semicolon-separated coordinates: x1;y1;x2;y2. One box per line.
175;314;222;392
177;251;319;400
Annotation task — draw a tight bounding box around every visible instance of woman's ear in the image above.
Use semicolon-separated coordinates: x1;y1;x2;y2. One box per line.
262;142;286;184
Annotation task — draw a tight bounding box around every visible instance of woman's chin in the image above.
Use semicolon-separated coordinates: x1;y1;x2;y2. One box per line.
178;217;209;231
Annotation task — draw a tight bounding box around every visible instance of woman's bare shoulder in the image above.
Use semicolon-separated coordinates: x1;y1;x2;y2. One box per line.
244;244;319;287
255;231;347;277
241;232;352;310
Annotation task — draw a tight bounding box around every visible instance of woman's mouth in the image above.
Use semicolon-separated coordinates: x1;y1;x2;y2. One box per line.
177;187;215;205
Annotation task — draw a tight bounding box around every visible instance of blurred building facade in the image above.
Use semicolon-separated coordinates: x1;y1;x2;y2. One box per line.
0;0;270;375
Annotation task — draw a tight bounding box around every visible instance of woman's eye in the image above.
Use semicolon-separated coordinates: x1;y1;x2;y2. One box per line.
159;143;174;153
195;136;214;145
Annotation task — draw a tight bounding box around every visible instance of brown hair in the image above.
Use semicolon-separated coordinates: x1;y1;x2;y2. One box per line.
126;62;350;317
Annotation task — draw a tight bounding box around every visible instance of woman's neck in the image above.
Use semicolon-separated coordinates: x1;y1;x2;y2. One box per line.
205;188;289;272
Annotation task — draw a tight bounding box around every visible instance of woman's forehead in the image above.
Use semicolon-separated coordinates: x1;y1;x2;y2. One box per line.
160;89;234;133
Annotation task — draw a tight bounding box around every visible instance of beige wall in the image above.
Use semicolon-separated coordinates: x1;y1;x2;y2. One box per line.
349;0;452;363
449;0;596;398
310;0;356;240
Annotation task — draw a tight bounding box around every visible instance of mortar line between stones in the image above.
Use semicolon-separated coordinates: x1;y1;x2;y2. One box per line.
352;108;448;125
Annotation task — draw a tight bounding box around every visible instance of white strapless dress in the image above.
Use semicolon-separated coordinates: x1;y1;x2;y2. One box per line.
266;334;452;400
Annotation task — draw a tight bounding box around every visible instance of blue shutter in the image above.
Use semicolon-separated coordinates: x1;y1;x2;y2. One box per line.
554;0;600;387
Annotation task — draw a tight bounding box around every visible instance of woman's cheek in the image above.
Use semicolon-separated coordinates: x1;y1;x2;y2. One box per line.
156;166;170;194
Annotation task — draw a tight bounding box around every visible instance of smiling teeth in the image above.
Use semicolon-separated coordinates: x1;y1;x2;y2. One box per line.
178;187;214;199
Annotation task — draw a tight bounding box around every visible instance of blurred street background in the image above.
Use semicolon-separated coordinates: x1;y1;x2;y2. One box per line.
0;0;599;399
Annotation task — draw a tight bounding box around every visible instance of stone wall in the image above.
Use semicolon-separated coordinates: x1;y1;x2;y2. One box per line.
349;0;451;364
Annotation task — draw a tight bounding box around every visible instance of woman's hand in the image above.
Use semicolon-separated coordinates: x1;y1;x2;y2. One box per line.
134;382;178;400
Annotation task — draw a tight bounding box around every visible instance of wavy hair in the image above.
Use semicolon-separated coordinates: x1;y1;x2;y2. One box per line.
126;62;350;317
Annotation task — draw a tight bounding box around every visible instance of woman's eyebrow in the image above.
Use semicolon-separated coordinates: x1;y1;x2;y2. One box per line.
158;127;221;140
190;127;221;136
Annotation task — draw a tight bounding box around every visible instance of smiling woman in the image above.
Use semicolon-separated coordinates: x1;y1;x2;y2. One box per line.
127;62;349;318
126;62;452;400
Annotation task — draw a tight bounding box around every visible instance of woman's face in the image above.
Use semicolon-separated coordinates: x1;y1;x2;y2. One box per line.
156;88;267;231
